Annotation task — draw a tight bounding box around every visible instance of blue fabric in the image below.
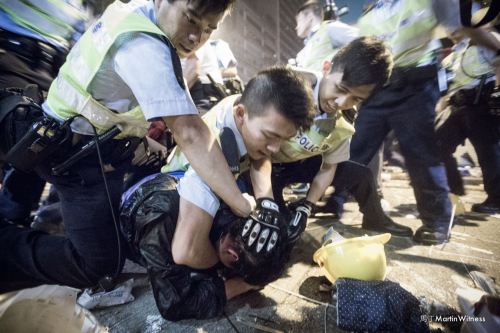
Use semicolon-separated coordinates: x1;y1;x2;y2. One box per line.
336;278;430;333
350;74;452;229
0;10;57;46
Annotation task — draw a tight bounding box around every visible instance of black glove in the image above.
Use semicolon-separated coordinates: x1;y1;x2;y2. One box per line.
241;198;281;254
287;198;314;244
488;85;500;116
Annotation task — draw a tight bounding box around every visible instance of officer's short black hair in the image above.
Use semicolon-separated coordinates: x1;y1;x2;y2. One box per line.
330;36;393;91
216;210;289;286
240;66;315;131
297;0;322;17
168;0;236;16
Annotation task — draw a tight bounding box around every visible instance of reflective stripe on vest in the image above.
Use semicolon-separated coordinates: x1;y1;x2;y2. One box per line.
445;44;495;91
273;113;354;163
46;0;167;138
358;0;438;67
296;22;337;72
0;0;84;47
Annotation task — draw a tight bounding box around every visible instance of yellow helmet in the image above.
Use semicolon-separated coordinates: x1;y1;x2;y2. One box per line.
313;233;391;283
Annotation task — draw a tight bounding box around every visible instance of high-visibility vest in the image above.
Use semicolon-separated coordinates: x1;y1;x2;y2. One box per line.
358;0;438;67
296;22;336;72
46;0;175;138
273;111;354;163
444;43;495;92
0;0;85;48
162;95;250;174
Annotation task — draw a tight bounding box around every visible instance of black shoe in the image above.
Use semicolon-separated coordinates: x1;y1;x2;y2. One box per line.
471;200;500;215
317;197;344;218
413;226;448;245
362;215;413;237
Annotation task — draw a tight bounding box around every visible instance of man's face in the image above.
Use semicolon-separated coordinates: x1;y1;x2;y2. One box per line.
236;105;297;160
295;10;313;39
217;233;240;267
155;0;224;58
318;71;375;113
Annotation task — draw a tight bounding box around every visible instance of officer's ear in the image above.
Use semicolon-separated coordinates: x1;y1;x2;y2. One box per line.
322;60;332;75
235;104;247;126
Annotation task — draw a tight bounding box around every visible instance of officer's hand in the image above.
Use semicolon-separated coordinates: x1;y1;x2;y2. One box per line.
241;198;281;254
488;86;500;116
287;198;314;244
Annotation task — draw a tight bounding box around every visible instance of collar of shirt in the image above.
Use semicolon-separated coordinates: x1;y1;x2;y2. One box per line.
216;95;248;158
304;23;321;45
312;71;323;115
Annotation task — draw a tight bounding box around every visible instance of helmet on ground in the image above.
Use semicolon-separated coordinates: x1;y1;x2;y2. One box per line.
313;233;391;283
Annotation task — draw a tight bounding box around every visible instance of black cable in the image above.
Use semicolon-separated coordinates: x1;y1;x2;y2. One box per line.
72;116;123;283
224;312;241;333
90;123;122;280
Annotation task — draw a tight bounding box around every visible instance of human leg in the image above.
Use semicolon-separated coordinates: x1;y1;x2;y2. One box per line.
332;161;412;236
389;79;452;243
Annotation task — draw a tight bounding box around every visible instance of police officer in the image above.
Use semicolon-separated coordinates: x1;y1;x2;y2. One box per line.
294;0;358;72
349;0;500;245
436;28;500;215
271;37;413;240
0;0;257;292
0;0;86;226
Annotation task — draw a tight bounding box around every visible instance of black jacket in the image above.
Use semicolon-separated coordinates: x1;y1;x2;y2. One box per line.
120;173;227;321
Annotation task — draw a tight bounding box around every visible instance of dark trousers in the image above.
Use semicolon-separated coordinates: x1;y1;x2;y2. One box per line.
349;74;452;229
0;43;54;222
436;101;500;201
0;138;132;292
0;167;45;222
272;157;387;227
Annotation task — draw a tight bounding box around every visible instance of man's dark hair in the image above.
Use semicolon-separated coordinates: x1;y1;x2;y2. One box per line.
168;0;236;16
297;0;322;18
214;209;289;286
330;36;394;91
240;66;314;131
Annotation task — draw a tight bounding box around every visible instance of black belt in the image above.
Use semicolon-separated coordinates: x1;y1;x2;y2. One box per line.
450;82;495;107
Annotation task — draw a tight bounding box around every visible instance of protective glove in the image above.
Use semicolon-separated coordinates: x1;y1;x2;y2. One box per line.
287;198;314;244
241;198;281;254
488;85;500;116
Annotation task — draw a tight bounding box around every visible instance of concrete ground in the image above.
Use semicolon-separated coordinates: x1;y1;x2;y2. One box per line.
93;164;500;333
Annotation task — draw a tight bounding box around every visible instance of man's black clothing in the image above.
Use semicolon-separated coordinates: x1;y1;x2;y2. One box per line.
120;173;227;321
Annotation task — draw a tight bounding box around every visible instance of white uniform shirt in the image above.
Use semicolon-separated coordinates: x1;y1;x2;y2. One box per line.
43;0;197;134
177;96;247;217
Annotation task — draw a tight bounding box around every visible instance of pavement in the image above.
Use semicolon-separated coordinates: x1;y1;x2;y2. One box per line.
93;165;500;333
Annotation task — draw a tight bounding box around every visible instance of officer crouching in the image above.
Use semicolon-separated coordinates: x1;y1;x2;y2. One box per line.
0;0;250;293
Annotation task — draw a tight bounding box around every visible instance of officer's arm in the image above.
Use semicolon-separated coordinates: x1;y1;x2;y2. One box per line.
462;27;500;53
171;197;219;269
163;114;253;217
306;161;338;204
249;157;274;198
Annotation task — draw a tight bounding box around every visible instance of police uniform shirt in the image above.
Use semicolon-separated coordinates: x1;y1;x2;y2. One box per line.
296;21;359;70
272;71;352;166
174;95;247;217
42;0;198;134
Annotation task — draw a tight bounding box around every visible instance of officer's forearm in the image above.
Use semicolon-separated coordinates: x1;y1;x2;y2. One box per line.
164;115;252;217
307;162;337;204
250;157;273;198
